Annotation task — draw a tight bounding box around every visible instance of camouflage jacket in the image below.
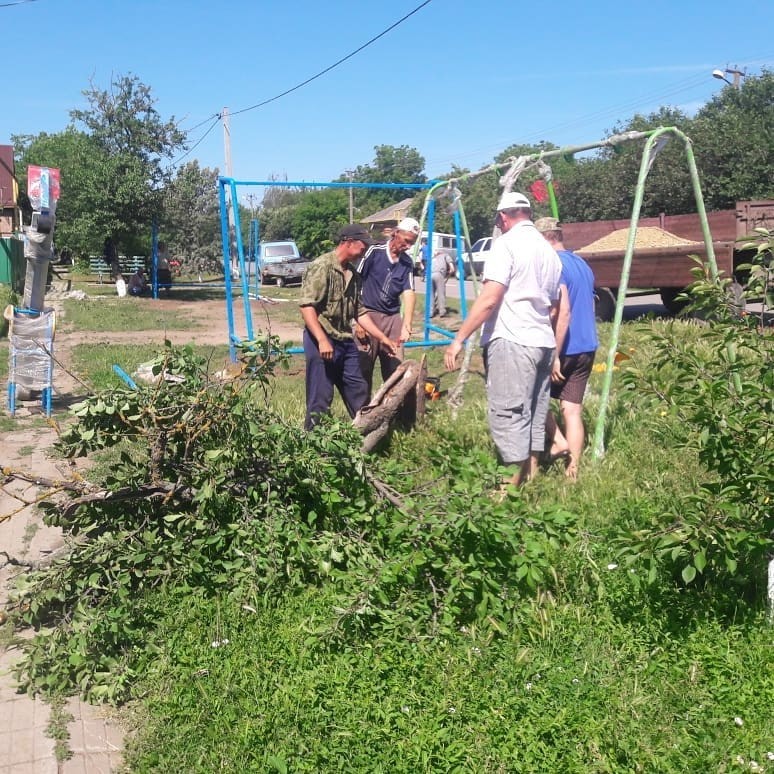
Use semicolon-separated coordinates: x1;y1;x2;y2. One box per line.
299;250;363;341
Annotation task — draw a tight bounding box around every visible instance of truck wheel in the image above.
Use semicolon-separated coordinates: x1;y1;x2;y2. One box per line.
660;287;688;316
594;287;616;322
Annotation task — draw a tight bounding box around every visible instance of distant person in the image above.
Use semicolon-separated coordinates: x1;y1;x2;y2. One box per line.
299;224;398;430
355;217;418;396
156;241;173;287
418;237;430;270
103;237;121;281
535;217;598;481
445;192;562;488
127;268;148;296
427;249;456;318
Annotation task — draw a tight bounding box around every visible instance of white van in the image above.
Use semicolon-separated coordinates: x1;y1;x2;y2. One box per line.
413;231;461;276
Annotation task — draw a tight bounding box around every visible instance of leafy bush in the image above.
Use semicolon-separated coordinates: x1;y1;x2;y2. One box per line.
0;283;17;337
10;340;577;702
616;274;773;596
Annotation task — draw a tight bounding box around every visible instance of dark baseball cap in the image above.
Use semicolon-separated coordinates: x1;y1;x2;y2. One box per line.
338;224;374;244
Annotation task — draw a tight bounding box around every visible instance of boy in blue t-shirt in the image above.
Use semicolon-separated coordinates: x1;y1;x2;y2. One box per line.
535;218;599;480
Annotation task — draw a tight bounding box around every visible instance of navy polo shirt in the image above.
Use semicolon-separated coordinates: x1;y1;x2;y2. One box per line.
357;243;414;315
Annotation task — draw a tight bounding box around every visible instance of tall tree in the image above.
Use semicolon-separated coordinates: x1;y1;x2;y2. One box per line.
557;107;694;222
691;69;774;211
342;144;427;217
67;73;186;253
13;128;103;257
290;189;348;257
162;161;221;274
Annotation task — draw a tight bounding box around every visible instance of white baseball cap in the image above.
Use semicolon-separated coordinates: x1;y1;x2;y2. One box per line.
396;217;421;235
496;191;531;211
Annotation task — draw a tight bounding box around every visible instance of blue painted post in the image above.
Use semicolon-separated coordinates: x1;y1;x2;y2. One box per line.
453;209;467;318
230;180;254;341
424;198;436;343
151;220;159;299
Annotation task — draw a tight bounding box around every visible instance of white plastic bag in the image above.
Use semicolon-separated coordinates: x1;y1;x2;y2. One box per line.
116;278;127;298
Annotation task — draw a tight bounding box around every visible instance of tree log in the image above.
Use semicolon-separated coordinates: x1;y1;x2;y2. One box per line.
354;360;422;453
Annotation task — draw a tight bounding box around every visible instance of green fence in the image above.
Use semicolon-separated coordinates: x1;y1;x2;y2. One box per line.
0;237;25;294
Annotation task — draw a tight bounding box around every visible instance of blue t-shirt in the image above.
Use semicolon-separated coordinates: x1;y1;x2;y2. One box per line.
558;249;598;356
358;244;414;315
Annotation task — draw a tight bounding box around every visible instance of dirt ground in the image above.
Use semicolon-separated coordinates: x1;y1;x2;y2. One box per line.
60;295;304;348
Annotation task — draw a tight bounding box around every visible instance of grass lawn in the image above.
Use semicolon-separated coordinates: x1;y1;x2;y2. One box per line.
60;297;202;332
6;304;774;771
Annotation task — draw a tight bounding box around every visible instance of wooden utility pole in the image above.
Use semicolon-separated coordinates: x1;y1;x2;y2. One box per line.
346;170;354;223
222;107;238;274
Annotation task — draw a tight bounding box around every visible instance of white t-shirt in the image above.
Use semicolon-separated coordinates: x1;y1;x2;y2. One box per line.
481;220;562;348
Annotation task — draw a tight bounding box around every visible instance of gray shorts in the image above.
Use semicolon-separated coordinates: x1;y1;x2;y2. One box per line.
484;338;554;464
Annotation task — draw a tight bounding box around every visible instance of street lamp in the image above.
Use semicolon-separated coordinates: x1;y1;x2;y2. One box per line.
712;67;745;88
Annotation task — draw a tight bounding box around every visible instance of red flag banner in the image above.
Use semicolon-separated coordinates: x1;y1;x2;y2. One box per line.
530;179;548;203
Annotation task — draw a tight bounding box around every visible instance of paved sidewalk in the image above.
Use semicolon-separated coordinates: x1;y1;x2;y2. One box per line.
1;423;125;773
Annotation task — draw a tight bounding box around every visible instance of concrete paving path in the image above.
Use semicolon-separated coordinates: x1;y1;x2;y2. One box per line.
1;406;125;772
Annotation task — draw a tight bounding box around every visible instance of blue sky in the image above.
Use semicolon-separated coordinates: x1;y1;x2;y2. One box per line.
2;0;772;196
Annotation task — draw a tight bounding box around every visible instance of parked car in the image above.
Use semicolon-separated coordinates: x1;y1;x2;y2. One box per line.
463;236;493;278
413;231;460;276
258;240;309;286
264;255;312;287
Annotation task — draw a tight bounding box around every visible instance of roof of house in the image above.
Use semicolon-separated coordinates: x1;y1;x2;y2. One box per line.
361;197;416;225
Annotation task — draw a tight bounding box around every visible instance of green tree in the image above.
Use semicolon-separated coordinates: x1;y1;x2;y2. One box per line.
343;144;427;218
290;189;348;257
259;184;304;242
162;161;222;274
691;69;774;210
557;107;694;222
67;73;186;254
13;128;104;257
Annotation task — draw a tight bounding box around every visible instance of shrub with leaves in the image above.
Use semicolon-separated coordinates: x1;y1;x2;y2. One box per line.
10;340;578;702
616;275;773;594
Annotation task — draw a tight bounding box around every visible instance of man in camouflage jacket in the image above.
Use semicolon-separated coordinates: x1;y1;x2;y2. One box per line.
299;224;397;430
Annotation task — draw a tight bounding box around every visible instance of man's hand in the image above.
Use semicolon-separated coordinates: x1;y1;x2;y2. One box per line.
381;336;398;356
551;354;565;384
318;336;334;361
399;323;412;343
354;323;369;343
445;339;463;371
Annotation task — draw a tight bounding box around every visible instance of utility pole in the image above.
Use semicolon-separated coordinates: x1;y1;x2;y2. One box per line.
222;107;238;275
346;170;354;223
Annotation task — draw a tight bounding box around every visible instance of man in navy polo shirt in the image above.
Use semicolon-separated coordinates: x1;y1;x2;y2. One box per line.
355;217;418;395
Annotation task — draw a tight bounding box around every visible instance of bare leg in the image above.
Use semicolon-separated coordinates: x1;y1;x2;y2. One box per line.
560;400;585;480
545;408;569;457
504;455;539;487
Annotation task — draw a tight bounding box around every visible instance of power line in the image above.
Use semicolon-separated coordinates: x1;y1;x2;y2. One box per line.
168;115;221;170
425;54;774;173
0;0;38;6
229;0;433;117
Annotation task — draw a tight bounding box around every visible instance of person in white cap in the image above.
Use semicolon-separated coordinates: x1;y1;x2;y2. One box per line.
444;192;562;488
355;216;419;395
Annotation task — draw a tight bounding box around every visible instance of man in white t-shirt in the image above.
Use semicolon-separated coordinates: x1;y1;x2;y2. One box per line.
444;191;562;488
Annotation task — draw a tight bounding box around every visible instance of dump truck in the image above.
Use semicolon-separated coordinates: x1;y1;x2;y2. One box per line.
560;200;774;320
